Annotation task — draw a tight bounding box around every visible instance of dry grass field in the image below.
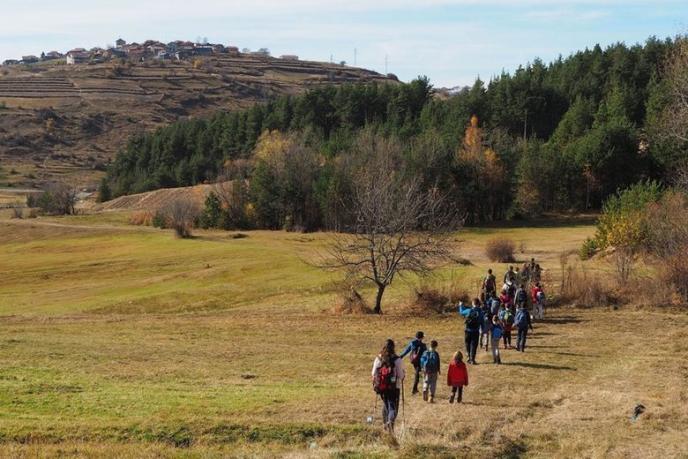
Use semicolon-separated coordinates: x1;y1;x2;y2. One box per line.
0;215;686;458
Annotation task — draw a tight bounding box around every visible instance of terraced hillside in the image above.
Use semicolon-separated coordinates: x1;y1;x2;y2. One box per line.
0;56;395;188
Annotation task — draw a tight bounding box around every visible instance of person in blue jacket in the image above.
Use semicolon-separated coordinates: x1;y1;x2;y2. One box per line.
459;298;484;365
515;304;534;351
399;331;427;395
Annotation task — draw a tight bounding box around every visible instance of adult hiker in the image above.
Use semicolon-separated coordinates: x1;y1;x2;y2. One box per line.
503;266;516;296
372;339;406;433
482;268;497;299
504;265;516;285
521;262;531;285
528;257;537;274
532;263;543;284
489;294;501;318
447;350;469;403
514;283;528;309
459;298;484;364
531;282;546;320
399;331;427;395
498;302;514;349
499;287;513;312
515;304;534;352
420;340;441;403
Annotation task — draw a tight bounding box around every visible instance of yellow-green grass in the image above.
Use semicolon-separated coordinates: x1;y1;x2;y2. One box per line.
1;217;687;457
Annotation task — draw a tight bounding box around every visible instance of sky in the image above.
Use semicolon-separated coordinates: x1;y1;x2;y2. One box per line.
2;0;687;88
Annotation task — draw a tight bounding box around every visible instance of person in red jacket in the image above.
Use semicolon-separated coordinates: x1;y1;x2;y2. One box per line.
531;282;546;320
499;288;513;312
447;350;469;403
531;283;543;303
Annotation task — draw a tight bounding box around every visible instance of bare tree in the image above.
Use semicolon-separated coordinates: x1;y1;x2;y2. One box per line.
161;197;199;238
321;151;460;314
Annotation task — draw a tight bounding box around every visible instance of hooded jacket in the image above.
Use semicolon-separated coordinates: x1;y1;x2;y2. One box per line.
447;360;469;386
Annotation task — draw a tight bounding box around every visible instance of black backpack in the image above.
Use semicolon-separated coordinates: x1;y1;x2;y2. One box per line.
465;308;481;329
410;341;427;366
517;289;527;303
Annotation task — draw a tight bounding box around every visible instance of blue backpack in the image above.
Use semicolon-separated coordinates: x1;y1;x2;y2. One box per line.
515;309;528;328
490;298;500;315
422;350;440;373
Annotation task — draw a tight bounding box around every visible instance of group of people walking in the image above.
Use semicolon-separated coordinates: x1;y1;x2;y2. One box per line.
371;261;547;433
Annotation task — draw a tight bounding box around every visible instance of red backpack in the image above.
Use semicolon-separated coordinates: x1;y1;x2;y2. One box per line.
373;358;397;394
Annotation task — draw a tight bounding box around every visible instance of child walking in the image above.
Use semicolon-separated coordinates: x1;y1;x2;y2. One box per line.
479;302;492;352
490;315;503;364
447;351;469;404
499;303;514;349
420;340;441;403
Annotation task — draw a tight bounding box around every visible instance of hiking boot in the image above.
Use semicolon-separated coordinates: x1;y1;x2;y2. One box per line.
449;395;455;404
458;394;463;403
430;396;435;403
422;391;428;402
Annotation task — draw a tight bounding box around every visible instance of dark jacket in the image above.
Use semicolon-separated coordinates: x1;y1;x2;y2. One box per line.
515;308;533;330
400;338;427;363
459;304;484;333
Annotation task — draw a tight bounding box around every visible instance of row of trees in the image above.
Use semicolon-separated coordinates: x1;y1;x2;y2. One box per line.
103;36;688;228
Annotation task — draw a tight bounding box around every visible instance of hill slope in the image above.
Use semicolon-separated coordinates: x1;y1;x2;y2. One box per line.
0;56;394;188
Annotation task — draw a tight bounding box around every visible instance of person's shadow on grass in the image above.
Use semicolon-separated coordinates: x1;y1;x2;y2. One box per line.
502;361;576;371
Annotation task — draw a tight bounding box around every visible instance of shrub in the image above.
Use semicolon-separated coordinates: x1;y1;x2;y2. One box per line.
406;281;469;315
152;211;167;229
579;237;598;260
31;182;77;215
198;192;223;229
129;211;153;226
159;198;200;238
596;180;662;250
560;265;613;308
412;287;450;314
97;178;112;203
659;250;688;301
333;288;373;315
485;238;516;262
10;206;22;219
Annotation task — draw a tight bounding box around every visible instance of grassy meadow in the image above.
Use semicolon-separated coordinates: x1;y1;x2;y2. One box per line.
1;215;687;458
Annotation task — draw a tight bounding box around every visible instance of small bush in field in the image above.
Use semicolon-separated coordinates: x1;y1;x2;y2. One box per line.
129;211;153;226
413;287;450;313
560;264;613;308
10;206;23;219
334;288;373;315
485;238;516;262
661;249;688;301
579;237;598;260
152;211;167;229
159;198;200;238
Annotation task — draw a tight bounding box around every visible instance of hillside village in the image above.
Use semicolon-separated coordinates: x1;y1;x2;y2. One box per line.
2;38;300;67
